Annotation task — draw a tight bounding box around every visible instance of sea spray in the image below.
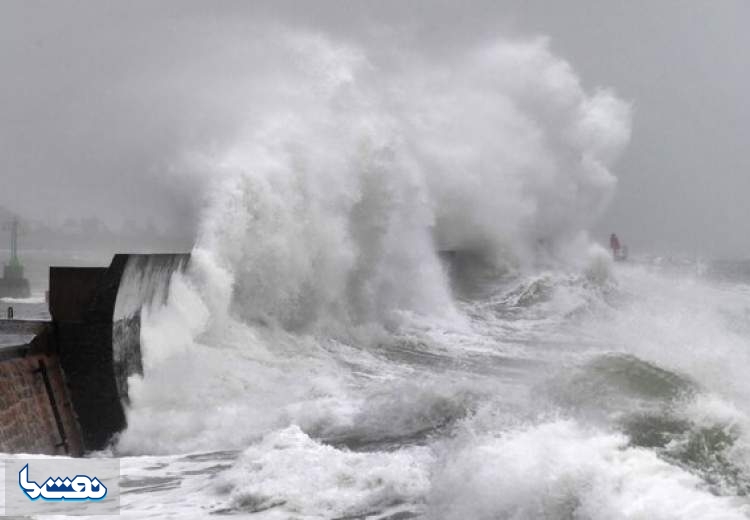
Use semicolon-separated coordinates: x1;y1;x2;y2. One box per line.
115;27;750;520
118;30;632;456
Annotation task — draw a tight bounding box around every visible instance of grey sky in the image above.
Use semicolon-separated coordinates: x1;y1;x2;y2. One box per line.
1;1;748;257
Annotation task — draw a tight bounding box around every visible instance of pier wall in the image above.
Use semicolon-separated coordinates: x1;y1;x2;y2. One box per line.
0;351;82;456
0;253;188;455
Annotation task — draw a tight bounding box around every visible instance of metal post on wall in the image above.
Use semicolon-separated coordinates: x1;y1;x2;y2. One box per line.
33;359;69;453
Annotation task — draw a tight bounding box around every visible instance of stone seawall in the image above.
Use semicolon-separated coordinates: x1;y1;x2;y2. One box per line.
0;348;82;456
0;253;189;456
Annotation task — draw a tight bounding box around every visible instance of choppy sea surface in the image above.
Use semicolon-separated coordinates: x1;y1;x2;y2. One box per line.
3;255;750;519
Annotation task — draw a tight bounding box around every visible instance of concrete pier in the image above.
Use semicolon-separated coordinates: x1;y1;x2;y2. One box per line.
0;253;188;455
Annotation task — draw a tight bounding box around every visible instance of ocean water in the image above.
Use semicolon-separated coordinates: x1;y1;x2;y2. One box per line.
3;33;750;519
5;258;750;519
121;259;750;519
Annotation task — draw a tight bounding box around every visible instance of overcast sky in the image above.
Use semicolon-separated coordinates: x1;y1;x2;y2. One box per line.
1;1;748;257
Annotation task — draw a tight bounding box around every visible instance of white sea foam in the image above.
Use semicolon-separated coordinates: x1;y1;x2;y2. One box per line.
213;426;432;518
429;420;749;520
181;30;631;334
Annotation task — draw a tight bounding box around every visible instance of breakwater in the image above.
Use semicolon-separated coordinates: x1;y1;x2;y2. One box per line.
0;253;188;455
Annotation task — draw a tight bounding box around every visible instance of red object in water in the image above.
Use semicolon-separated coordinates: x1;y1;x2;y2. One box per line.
610;233;621;253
